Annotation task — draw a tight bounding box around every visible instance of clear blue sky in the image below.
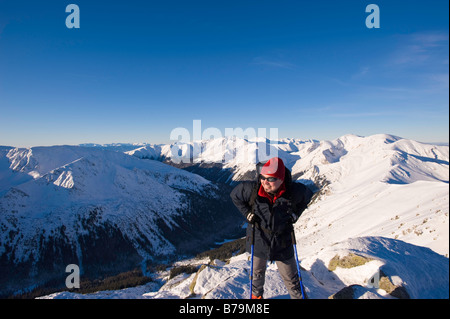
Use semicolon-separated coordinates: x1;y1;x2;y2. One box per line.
0;0;448;147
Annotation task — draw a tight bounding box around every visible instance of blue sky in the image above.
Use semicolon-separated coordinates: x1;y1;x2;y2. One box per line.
0;0;448;147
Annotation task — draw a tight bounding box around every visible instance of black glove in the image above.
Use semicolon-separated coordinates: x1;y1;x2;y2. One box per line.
246;212;260;224
288;210;300;224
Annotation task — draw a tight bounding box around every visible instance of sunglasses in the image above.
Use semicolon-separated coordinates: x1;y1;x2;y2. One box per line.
260;175;278;182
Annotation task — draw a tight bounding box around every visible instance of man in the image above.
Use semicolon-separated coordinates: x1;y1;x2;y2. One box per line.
230;157;313;299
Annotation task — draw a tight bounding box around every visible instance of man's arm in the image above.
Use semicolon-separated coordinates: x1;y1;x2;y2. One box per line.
230;182;256;220
289;183;314;223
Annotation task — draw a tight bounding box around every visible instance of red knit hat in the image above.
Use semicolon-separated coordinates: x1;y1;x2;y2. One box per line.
260;157;285;181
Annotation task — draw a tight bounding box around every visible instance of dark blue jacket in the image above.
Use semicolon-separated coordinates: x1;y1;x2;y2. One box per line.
230;169;313;261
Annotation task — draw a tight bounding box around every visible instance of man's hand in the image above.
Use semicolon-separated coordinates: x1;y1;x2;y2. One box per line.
246;212;259;224
288;210;300;224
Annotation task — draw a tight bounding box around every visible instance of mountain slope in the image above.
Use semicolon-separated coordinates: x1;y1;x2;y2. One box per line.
289;134;449;257
0;146;242;297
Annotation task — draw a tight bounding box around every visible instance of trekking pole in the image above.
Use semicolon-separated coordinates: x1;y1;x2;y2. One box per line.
291;230;306;299
249;222;256;299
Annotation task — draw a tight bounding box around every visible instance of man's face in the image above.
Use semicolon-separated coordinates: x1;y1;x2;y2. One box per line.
260;175;283;194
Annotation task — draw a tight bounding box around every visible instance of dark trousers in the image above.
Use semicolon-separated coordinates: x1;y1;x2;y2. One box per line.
252;255;304;299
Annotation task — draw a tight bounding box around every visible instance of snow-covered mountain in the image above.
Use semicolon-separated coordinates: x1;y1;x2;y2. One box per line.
128;133;449;255
127;136;310;184
1;133;448;299
0;145;242;297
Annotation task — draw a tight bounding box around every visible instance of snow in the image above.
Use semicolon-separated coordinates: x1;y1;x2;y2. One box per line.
39;236;449;300
0;145;214;264
1;133;448;299
291;135;449;257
